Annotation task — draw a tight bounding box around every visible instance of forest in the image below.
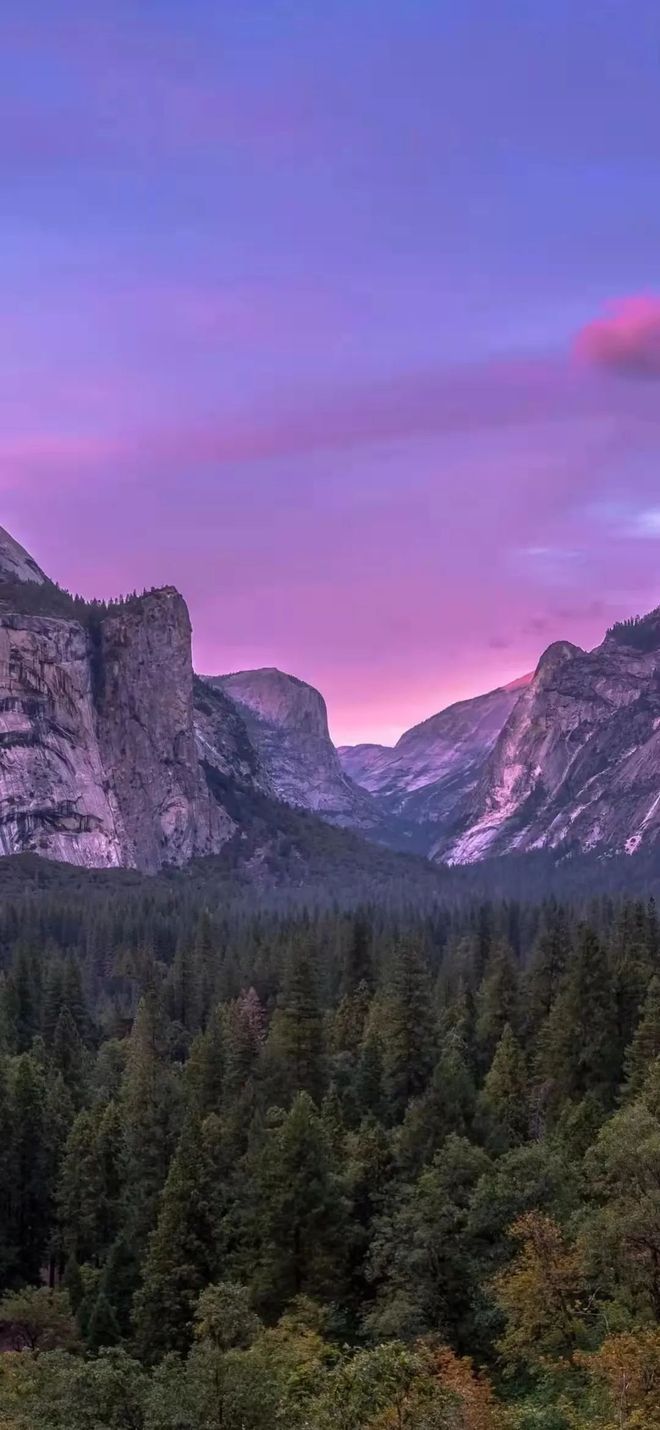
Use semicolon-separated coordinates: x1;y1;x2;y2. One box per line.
0;870;659;1427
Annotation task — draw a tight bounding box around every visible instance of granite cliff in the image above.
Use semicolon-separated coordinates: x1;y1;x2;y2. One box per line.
0;534;233;871
202;667;376;827
442;617;660;863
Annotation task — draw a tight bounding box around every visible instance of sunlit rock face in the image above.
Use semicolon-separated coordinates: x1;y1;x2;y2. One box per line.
204;667;376;826
441;625;660;863
0;568;235;870
0;613;124;867
0;526;46;585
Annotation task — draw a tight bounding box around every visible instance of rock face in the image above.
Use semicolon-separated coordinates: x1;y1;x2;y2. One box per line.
338;679;529;853
0;527;46;585
95;590;233;871
0;575;235;871
204;668;376;825
0;612;124;867
442;621;660;863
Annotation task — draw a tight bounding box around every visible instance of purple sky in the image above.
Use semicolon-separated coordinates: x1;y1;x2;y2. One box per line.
4;1;660;744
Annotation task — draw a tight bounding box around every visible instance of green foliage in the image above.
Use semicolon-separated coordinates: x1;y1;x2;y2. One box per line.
0;880;658;1425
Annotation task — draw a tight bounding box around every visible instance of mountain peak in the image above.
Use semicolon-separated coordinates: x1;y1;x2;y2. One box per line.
0;526;46;585
209;667;330;736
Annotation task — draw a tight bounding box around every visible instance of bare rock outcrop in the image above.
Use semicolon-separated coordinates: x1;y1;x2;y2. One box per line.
96;589;234;872
204;667;376;826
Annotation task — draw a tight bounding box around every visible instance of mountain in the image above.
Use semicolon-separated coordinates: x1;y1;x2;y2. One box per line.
0;527;389;882
338;676;531;853
7;520;660;878
442;613;660;863
202;667;376;827
0;526;46;584
0;576;235;870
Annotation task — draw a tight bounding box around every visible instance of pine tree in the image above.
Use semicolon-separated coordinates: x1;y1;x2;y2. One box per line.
266;946;325;1105
381;941;434;1118
624;976;660;1097
611;903;655;1070
57;1110;105;1264
476;941;520;1067
558;924;618;1105
524;904;569;1036
133;1114;226;1359
95;1236;138;1342
356;1031;385;1122
170;936;202;1036
42;961;64;1048
120;994;180;1257
0;1057;14;1287
52;1006;86;1103
61;957;90;1043
396;1032;476;1174
477;1024;529;1154
194;909;220;1019
6;946;41;1053
341;917;374;996
185;1007;225;1117
252;1092;348;1318
10;1053;51;1284
86;1288;121;1352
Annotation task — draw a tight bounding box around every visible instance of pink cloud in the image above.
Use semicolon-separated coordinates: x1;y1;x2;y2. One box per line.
575;296;660;378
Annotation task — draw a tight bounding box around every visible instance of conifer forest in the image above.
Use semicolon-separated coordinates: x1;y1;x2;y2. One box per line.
0;866;658;1427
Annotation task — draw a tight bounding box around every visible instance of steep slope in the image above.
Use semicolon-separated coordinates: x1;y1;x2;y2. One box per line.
203;667;377;826
0;525;238;870
442;615;660;863
338;678;530;852
0;526;46;585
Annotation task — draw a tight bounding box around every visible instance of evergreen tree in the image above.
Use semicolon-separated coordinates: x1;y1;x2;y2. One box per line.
543;924;618;1107
57;1110;105;1265
266;947;325;1105
52;1006;86;1103
477;1024;529;1154
355;1030;385;1122
624;975;660;1097
86;1289;122;1352
0;1057;14;1287
61;957;90;1043
341;917;374;996
381;941;434;1118
185;1007;225;1117
10;1053;51;1284
475;941;519;1067
524;904;569;1036
252;1092;348;1317
133;1114;227;1359
120;994;180;1257
170;936;202;1036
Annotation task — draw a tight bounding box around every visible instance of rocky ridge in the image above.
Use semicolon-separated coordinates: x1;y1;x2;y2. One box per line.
5;523;660;873
203;667;376;827
441;618;660;862
338;678;530;853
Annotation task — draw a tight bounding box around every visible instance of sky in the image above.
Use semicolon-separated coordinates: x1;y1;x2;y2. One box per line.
3;0;660;745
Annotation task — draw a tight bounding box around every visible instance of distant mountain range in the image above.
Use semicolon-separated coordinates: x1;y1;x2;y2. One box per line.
3;523;660;875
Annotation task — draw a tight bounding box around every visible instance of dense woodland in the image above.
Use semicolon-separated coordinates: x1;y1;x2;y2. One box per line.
0;872;659;1426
